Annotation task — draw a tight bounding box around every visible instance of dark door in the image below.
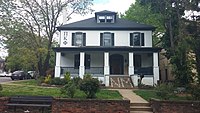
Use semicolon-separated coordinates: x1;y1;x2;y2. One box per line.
110;54;124;75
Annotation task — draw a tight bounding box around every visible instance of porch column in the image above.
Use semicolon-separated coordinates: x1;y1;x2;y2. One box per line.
129;52;138;87
129;52;134;76
104;52;110;86
55;52;61;77
153;52;159;85
79;52;85;79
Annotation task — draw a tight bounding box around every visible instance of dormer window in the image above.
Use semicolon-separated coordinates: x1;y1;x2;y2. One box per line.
98;16;106;23
95;10;117;23
97;15;114;23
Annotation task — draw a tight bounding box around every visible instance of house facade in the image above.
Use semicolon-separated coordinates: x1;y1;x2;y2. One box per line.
53;10;161;87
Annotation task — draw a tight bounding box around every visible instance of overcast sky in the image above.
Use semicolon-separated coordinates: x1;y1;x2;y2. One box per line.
67;0;135;23
0;0;135;58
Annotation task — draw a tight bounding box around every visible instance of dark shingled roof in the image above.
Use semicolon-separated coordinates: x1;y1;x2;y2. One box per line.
57;10;155;31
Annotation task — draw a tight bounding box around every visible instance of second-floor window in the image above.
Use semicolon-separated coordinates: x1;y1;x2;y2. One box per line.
72;32;86;46
130;32;144;46
100;32;114;46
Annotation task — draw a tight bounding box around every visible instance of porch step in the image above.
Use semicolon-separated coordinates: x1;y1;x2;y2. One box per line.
130;102;153;113
109;76;133;89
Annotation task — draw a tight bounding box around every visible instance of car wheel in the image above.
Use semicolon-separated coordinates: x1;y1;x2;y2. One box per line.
11;78;14;80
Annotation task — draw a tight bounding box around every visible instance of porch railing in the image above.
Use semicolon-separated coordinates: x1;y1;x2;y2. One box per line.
134;67;153;75
85;67;104;77
60;67;104;77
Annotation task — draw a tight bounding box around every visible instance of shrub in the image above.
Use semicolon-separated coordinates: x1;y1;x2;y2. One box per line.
64;72;71;83
51;77;67;85
155;83;174;100
72;77;82;88
44;75;52;84
190;85;200;100
61;81;76;98
80;74;100;98
37;76;45;85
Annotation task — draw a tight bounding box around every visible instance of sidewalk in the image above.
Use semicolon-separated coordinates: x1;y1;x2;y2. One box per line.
117;89;148;103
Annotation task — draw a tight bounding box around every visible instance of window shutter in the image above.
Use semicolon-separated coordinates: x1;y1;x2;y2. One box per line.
100;33;103;46
111;33;114;46
130;33;133;46
72;33;75;46
83;33;86;46
141;33;144;46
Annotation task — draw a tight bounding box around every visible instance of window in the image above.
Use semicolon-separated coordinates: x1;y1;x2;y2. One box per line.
74;54;91;69
106;16;114;23
100;32;114;46
72;32;86;46
98;16;106;23
97;15;114;23
130;32;144;46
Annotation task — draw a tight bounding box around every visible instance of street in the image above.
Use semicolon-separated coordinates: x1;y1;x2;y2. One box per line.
0;77;12;83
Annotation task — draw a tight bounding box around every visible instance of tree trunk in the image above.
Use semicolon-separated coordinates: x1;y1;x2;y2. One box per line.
43;38;52;76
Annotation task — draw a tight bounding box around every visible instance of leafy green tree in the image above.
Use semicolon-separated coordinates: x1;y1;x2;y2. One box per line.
123;0;165;47
125;0;194;86
0;0;93;76
185;0;200;84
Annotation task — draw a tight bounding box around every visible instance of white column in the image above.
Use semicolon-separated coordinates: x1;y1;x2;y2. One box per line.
129;52;138;87
104;52;110;86
79;52;85;79
55;52;61;77
153;52;159;85
129;52;134;76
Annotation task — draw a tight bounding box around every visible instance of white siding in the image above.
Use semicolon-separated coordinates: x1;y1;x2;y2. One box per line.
60;30;153;47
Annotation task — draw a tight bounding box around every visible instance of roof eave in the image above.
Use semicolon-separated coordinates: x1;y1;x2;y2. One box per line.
57;27;155;31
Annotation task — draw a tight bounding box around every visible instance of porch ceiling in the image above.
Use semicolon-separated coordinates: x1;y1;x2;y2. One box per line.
53;46;162;53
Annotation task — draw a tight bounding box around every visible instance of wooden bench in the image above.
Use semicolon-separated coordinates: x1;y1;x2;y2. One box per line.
6;96;53;113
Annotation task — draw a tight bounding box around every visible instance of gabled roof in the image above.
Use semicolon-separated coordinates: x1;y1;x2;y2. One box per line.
57;10;155;31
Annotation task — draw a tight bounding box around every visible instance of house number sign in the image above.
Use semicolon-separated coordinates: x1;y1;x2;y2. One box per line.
63;32;68;45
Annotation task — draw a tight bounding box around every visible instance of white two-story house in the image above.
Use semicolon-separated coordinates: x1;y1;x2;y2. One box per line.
53;10;161;87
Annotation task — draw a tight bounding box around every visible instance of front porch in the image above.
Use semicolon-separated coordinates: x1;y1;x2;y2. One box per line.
54;47;161;87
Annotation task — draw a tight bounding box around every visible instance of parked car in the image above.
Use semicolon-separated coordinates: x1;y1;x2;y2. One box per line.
0;72;12;77
11;71;31;80
0;72;6;76
27;71;37;79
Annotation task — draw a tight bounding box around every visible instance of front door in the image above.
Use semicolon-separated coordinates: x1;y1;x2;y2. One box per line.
110;54;124;75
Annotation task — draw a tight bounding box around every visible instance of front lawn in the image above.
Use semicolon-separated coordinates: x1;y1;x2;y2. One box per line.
134;89;191;101
1;80;122;99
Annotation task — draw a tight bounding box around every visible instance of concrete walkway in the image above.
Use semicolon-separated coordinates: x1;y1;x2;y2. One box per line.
117;89;148;103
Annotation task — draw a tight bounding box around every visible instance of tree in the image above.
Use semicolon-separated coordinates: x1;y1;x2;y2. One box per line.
125;0;194;86
0;0;93;75
123;0;165;47
185;0;200;84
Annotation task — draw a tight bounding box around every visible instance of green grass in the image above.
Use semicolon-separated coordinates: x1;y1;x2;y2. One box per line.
10;79;38;86
0;80;122;99
134;89;191;101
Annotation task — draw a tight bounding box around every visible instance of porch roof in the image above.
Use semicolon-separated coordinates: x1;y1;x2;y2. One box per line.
52;46;162;53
